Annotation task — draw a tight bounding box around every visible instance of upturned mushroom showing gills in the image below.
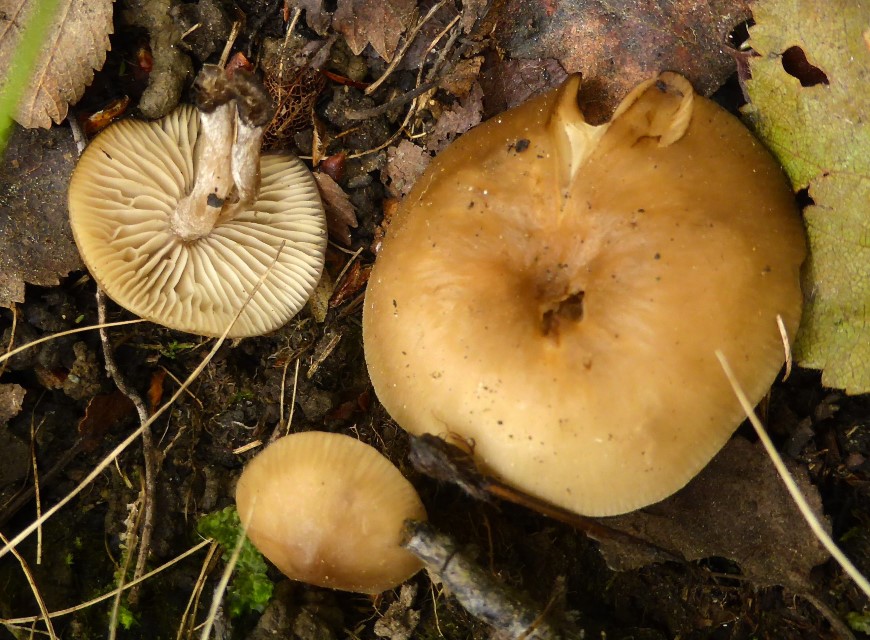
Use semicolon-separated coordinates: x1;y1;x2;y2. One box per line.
68;66;327;338
235;431;427;594
363;72;806;517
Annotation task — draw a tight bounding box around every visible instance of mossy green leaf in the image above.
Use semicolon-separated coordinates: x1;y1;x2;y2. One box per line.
743;0;870;393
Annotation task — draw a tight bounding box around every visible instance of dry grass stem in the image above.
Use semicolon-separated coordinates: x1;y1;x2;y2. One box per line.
0;319;145;368
232;440;262;454
28;412;46;565
176;541;221;640
0;531;57;639
716;349;870;599
160;365;205;409
198;515;251;639
0;540;212;626
776;314;793;380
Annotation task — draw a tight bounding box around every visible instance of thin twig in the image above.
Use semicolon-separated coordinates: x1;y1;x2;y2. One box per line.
402;521;578;639
365;0;448;96
97;288;157;601
422;13;462;85
345;80;440;120
408;434;683;563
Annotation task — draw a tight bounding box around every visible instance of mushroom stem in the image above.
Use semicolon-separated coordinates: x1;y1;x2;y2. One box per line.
220;69;273;222
171;101;236;241
170;65;275;240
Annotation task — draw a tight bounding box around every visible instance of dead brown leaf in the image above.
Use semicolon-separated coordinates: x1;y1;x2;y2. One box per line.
384;139;431;198
0;0;114;128
426;81;484;153
459;0;491;35
494;0;751;122
593;437;830;592
333;0;417;61
478;57;568;116
0;383;25;426
78;390;135;452
438;55;484;98
148;369;167;414
292;0;332;36
0;124;83;308
0;383;27;489
313;172;358;245
329;261;371;309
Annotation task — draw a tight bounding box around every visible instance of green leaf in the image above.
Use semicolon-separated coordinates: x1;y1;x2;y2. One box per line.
743;0;870;393
197;506;274;617
847;610;870;634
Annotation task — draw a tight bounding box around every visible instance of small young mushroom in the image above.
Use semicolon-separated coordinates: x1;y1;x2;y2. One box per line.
68;66;327;338
363;73;806;517
235;431;427;594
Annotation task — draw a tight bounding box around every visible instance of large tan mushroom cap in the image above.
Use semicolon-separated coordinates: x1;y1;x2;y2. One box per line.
68;105;326;337
364;73;806;517
235;431;426;594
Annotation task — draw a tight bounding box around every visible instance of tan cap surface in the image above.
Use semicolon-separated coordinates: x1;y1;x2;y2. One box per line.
68;105;326;337
235;431;426;594
363;73;806;516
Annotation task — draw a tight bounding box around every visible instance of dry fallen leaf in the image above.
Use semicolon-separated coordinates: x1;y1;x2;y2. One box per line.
594;438;829;593
384;139;431;198
426;81;484;153
0;124;83;307
329;261;371;309
0;383;28;490
313;172;359;245
0;383;25;425
332;0;417;61
77;389;135;452
291;0;332;36
438;56;484;98
478;58;568;116
494;0;751;122
0;0;114;128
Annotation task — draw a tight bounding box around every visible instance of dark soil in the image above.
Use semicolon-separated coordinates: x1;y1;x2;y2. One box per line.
1;3;868;640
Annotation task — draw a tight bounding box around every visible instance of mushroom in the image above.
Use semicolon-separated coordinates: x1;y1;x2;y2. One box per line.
67;66;327;338
235;431;427;594
363;72;806;517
